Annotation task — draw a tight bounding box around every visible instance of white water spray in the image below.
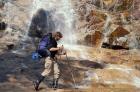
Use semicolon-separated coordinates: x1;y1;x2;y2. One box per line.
29;0;76;45
103;13;111;34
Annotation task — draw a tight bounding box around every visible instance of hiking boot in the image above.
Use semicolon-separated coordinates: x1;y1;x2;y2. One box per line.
33;80;40;91
52;78;59;90
33;76;45;91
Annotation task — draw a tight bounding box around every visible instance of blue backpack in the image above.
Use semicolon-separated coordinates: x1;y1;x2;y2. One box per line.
32;33;52;61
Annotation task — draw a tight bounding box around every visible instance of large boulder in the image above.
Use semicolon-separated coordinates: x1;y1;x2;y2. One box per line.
109;26;130;45
28;8;55;38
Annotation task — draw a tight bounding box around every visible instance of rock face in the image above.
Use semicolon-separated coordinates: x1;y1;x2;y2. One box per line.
72;0;140;49
84;31;103;47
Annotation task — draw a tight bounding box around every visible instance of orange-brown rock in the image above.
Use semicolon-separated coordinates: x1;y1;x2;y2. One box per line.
85;31;103;46
86;10;106;25
107;26;130;46
110;26;130;37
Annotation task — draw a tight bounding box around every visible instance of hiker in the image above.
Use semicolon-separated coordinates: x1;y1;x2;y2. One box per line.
33;31;65;91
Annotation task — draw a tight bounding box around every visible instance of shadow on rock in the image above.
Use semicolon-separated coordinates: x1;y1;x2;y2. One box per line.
78;60;105;69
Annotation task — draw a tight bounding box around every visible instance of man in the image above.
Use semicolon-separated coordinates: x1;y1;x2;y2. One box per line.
33;31;64;91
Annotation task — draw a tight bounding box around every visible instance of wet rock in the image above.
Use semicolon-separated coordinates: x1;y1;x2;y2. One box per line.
0;22;7;30
84;34;92;46
8;75;17;83
7;44;14;50
133;60;140;71
86;10;106;26
0;0;5;9
28;8;55;38
78;5;87;20
79;60;105;69
132;0;140;20
135;65;140;71
92;31;103;47
84;31;103;46
103;0;116;11
101;42;129;50
115;0;133;12
111;45;129;50
103;0;114;6
101;42;111;48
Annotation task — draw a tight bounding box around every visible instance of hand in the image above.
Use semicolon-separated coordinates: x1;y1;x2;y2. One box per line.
59;49;66;55
58;45;64;51
62;50;66;55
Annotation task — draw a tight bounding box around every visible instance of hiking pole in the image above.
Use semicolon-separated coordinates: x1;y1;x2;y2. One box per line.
59;52;77;89
65;53;77;89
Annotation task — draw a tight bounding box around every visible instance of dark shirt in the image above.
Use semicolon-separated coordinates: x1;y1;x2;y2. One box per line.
49;37;58;58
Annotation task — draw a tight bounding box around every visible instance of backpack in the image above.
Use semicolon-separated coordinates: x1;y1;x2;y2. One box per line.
38;33;52;50
32;33;52;61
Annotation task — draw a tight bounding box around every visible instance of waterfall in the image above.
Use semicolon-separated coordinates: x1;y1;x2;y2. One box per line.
101;13;112;46
28;0;76;45
103;13;111;33
100;0;104;10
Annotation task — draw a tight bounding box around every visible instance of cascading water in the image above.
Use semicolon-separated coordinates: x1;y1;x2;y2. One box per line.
29;0;77;45
103;13;111;34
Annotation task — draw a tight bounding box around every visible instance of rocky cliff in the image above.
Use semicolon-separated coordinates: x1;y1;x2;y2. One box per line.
0;0;140;92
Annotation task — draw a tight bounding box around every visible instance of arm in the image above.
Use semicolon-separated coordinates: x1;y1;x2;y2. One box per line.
49;45;64;52
49;47;60;51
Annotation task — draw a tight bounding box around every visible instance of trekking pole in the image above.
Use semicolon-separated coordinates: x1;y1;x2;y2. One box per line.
59;52;77;89
65;53;77;89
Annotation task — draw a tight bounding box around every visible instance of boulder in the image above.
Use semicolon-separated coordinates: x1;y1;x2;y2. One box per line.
28;8;55;38
110;26;130;37
107;26;130;47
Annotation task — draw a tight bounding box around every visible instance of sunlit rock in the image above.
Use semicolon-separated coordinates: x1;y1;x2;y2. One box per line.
103;0;114;6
